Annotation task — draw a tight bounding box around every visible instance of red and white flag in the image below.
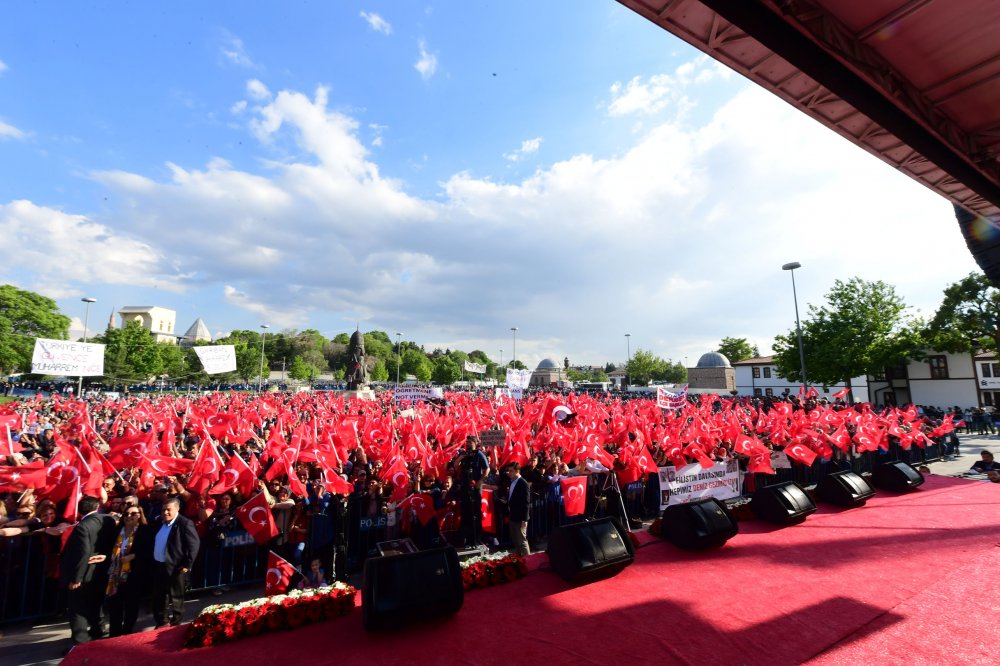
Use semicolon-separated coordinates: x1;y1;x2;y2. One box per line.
236;492;278;545
480;487;495;533
561;476;587;517
265;550;298;596
832;387;851;400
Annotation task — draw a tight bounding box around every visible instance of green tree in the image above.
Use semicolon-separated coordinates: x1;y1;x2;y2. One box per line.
100;320;164;380
288;356;312;381
0;285;71;374
332;333;350;345
432;356;461;385
158;342;189;380
401;348;433;382
626;349;669;386
363;332;393;360
925;272;1000;352
716;337;759;364
772;277;924;393
370;359;390;382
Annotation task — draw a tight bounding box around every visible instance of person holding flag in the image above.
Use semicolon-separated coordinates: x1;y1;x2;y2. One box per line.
456;435;490;548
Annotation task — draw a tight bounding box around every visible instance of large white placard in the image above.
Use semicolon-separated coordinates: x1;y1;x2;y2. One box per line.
31;338;105;376
658;460;740;508
505;368;532;390
193;345;237;375
463;361;486;374
394;386;444;403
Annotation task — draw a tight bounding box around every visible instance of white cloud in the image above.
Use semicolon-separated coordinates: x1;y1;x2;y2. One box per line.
221;35;254;68
0;120;24;140
360;11;392;35
230;100;248;115
504;137;543;161
246;79;271;101
0;59;7;74
414;39;438;80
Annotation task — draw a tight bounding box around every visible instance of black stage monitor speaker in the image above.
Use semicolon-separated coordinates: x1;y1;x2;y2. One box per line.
547;517;635;583
872;461;925;492
362;546;464;630
750;481;816;525
816;470;876;507
661;498;738;550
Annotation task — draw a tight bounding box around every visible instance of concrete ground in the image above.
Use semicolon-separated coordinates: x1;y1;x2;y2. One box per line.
2;433;998;666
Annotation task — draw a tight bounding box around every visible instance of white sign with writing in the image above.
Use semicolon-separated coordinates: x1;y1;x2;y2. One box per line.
394;386;444;403
506;368;532;390
658;460;740;507
193;345;237;375
31;338;105;376
464;361;486;374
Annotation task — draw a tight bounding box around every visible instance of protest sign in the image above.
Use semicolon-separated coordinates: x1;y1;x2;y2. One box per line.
658;460;740;508
193;345;237;375
31;338;105;376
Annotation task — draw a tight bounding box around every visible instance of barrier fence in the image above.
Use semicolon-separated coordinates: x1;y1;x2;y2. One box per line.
0;438;950;626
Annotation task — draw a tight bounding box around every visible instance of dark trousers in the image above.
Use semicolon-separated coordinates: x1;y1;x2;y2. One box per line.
152;563;187;627
459;488;483;546
66;582;105;645
107;579;141;637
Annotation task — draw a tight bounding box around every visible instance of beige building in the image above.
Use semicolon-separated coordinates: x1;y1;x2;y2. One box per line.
686;352;736;392
118;306;178;344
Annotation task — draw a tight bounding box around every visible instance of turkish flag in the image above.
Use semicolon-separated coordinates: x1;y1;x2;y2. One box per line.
265;550;299;596
783;443;818;466
236;492;278;545
2;425;23;456
0;413;22;430
748;452;775;475
186;441;223;496
832;387;851;400
561;476;587;517
480;487;495;533
210;453;256;498
399;493;436;532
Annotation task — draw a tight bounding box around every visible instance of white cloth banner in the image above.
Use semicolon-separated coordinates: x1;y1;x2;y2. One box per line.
394;386;444;403
657;385;689;410
506;368;532;390
463;361;486;374
193;345;237;375
494;387;523;402
31;338;105;376
658;460;740;508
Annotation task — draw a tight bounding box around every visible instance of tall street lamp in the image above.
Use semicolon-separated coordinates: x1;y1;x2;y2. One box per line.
395;332;402;388
510;327;518;368
782;261;808;388
258;324;269;392
498;349;503;382
78;297;96;397
625;333;631;390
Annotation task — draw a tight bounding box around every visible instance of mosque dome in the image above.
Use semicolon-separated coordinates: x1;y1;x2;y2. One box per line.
536;358;558;370
695;352;732;368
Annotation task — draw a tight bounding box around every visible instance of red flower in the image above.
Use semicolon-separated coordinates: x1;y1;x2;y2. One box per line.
286;605;307;628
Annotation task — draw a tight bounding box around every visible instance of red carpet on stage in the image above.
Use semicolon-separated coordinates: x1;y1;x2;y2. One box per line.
63;476;1000;666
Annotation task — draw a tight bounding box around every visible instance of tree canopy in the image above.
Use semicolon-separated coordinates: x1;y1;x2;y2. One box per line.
772;277;924;390
626;349;687;386
0;285;71;375
716;337;759;364
925;271;1000;352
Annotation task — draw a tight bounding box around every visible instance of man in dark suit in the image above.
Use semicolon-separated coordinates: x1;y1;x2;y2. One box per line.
60;495;118;648
504;462;530;555
149;497;200;627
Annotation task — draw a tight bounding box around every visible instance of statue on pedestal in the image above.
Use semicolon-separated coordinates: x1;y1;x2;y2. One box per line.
346;329;368;390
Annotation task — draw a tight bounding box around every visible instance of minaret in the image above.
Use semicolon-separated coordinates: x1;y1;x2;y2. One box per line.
106;307;117;331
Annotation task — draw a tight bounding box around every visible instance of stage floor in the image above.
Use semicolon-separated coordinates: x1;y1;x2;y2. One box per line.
63;475;1000;666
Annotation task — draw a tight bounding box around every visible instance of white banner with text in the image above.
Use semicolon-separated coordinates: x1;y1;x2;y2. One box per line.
658;460;740;508
193;345;237;375
31;338;105;376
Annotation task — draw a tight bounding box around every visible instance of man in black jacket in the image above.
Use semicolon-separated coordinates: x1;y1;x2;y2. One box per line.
504;462;530;555
149;497;200;627
60;496;118;648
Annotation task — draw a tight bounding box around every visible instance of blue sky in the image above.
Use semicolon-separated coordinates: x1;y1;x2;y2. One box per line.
0;1;980;370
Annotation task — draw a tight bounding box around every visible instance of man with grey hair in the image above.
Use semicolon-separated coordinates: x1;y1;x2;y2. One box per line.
149;497;200;627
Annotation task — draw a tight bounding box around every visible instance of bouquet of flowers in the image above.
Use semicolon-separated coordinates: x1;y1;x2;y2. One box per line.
460;552;527;591
184;582;356;648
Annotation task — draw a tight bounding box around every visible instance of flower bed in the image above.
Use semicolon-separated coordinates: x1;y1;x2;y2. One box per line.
460;553;527;591
184;583;356;648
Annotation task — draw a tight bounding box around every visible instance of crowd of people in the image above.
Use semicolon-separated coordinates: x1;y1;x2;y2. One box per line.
0;387;970;651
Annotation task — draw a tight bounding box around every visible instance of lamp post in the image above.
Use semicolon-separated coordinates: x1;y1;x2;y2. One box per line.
395;332;402;388
510;327;518;368
624;333;631;390
77;297;96;397
781;261;808;388
499;348;503;382
258;324;269;392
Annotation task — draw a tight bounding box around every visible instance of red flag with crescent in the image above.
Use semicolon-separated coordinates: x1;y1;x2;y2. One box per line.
265;550;298;596
236;492;279;545
186;441;223;496
560;476;587;517
480;487;495;533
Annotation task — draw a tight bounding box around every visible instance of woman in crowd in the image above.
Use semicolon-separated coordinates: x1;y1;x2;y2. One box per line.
105;505;150;637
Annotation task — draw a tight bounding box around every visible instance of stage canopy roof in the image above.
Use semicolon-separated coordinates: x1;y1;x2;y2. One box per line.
618;0;1000;273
